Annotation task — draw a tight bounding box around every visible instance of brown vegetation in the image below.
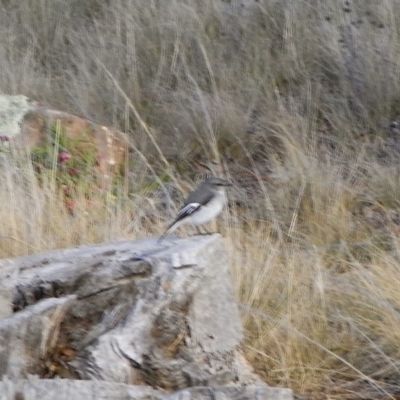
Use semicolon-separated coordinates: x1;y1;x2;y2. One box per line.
1;0;400;398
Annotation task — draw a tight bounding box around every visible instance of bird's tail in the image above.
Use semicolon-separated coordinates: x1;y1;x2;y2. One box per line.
157;219;182;244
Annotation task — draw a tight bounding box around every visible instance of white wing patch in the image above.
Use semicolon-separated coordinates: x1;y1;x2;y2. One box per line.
177;203;202;218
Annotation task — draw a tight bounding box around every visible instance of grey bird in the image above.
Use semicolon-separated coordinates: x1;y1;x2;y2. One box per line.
158;177;231;243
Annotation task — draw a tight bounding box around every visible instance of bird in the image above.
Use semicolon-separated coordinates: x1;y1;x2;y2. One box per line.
158;177;231;243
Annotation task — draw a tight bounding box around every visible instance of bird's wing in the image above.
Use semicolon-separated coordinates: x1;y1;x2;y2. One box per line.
158;202;202;244
165;183;214;229
172;184;215;222
158;185;214;244
185;183;214;206
171;183;214;222
176;202;202;219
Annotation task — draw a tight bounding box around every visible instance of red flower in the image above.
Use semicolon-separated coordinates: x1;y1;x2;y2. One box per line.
58;151;71;164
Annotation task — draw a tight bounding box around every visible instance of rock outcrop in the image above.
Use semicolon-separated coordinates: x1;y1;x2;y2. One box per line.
0;378;294;400
0;234;293;399
0;95;128;178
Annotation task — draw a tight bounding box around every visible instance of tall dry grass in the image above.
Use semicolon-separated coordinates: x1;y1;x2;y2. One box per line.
2;0;400;398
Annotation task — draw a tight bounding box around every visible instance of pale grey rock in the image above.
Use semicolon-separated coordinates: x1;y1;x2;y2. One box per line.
0;379;293;400
166;386;294;400
0;296;75;379
0;95;31;138
0;236;249;386
0;235;293;399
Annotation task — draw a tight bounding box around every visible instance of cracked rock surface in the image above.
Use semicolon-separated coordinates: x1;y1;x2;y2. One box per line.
0;234;293;399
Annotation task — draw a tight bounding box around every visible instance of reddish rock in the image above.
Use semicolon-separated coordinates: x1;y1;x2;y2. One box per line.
12;101;130;178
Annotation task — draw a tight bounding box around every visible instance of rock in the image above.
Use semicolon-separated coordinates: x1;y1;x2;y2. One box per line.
0;94;129;178
0;95;31;138
0;234;293;399
1;236;241;381
0;378;293;400
0;296;75;380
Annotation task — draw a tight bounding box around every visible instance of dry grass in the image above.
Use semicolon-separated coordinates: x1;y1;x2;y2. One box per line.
2;0;400;398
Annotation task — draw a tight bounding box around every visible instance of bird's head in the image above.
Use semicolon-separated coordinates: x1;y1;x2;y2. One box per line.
206;177;232;189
